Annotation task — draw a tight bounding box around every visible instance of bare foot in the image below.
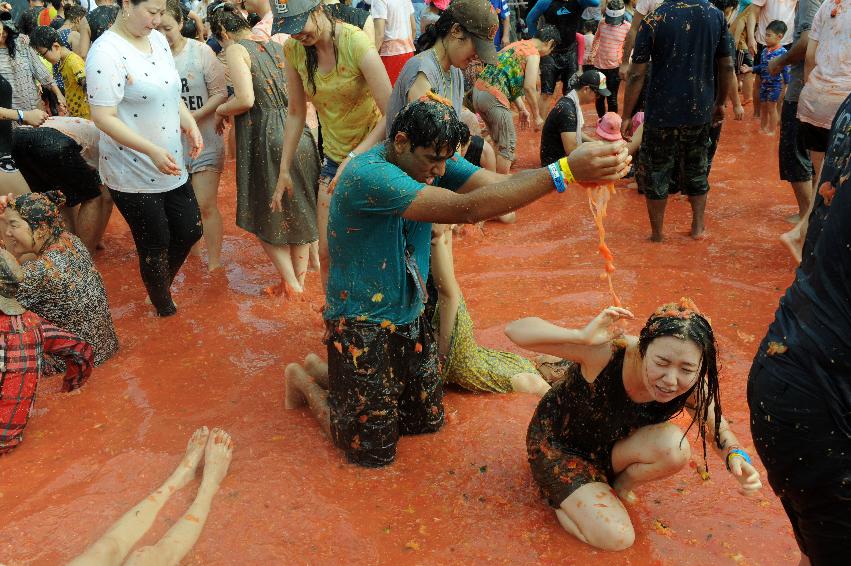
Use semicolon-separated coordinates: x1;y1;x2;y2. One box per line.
200;428;233;489
497;212;517;224
780;230;803;263
690;229;709;241
172;426;210;489
303;353;329;389
612;477;639;505
784;214;801;224
284;363;311;409
649;233;664;243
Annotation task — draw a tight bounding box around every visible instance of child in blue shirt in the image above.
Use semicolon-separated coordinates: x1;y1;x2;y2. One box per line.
741;20;790;135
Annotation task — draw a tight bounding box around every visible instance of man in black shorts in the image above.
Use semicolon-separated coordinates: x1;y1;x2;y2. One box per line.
621;0;734;242
526;0;600;108
748;91;851;566
12;117;111;252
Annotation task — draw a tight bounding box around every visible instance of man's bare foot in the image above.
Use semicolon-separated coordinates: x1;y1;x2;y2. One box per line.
172;426;210;490
690;228;708;241
303;353;329;389
649;233;664;243
784;214;801;224
200;428;233;490
780;229;803;263
284;363;312;409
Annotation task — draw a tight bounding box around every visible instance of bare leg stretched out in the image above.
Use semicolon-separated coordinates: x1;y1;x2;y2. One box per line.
68;427;233;566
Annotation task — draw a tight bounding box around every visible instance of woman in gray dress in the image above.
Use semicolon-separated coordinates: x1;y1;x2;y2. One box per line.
211;4;320;298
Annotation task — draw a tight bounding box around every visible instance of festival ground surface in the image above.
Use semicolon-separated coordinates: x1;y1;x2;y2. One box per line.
0;111;801;565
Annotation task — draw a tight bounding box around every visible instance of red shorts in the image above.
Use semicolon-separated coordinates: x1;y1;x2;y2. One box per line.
381;52;414;86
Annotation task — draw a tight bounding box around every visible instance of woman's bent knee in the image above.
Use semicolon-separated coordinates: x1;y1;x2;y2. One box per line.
654;423;691;469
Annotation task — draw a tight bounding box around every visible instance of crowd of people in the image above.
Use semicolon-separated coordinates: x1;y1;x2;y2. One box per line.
0;0;848;560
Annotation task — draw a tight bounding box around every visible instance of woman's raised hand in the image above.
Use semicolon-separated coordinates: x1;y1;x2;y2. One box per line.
580;306;634;346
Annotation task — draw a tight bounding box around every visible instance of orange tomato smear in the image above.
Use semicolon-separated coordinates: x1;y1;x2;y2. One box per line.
587;184;622;307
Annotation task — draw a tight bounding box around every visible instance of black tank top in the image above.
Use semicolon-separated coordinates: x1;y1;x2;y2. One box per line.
534;346;690;460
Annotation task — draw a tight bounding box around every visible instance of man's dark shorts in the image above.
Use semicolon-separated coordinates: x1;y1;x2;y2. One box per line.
540;44;578;96
799;121;830;154
748;360;851;565
637;123;711;200
324;315;444;468
11;127;102;207
779;101;814;182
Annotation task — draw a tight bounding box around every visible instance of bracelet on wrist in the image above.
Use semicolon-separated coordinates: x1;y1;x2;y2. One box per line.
16;110;24;125
347;151;358;160
557;156;576;185
547;162;566;193
725;448;751;472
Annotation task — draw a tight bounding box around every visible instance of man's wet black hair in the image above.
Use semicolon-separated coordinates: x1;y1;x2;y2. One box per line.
766;19;787;36
29;25;60;51
536;23;561;46
390;98;469;156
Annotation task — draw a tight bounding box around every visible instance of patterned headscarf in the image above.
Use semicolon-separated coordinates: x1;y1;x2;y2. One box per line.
9;191;67;240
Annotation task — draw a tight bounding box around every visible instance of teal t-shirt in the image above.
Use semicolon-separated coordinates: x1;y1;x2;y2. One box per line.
324;144;479;325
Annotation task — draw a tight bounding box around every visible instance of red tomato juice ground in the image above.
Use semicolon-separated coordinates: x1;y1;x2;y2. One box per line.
0;109;800;565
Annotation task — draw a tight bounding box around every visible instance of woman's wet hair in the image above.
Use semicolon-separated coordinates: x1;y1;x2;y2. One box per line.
64;5;88;23
415;10;467;52
165;0;184;23
303;6;338;95
536;24;561;46
638;298;722;468
390;96;469;155
207;1;251;41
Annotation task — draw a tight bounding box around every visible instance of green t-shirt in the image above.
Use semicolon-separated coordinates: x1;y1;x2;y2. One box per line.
325;144;479;324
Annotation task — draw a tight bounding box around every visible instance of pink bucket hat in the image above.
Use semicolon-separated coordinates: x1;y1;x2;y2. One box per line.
595;112;623;141
426;0;451;10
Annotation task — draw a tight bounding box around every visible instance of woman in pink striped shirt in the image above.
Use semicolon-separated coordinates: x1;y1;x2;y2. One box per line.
590;0;631;116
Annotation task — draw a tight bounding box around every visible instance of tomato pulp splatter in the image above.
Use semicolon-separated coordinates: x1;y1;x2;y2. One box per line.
587;184;622;307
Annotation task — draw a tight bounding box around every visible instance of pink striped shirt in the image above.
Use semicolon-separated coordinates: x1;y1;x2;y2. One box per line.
591;21;631;70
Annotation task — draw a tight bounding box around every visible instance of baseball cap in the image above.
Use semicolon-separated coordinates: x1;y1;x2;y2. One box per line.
595;112;623;141
578;70;612;97
605;0;626;25
426;0;451;10
0;250;25;316
271;0;322;35
444;0;499;66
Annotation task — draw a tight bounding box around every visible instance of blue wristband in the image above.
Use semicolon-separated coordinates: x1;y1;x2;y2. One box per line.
726;448;751;472
547;162;566;193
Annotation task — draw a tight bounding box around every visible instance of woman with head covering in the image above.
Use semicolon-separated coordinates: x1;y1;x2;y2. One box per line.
273;0;392;290
1;191;119;366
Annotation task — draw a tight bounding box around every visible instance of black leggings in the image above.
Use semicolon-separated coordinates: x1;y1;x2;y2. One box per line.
110;181;202;316
593;67;621;117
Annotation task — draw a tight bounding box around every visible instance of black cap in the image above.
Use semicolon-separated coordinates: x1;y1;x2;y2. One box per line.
578;70;612;97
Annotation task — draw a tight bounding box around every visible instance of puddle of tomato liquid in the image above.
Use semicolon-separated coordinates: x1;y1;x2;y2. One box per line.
0;110;800;565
